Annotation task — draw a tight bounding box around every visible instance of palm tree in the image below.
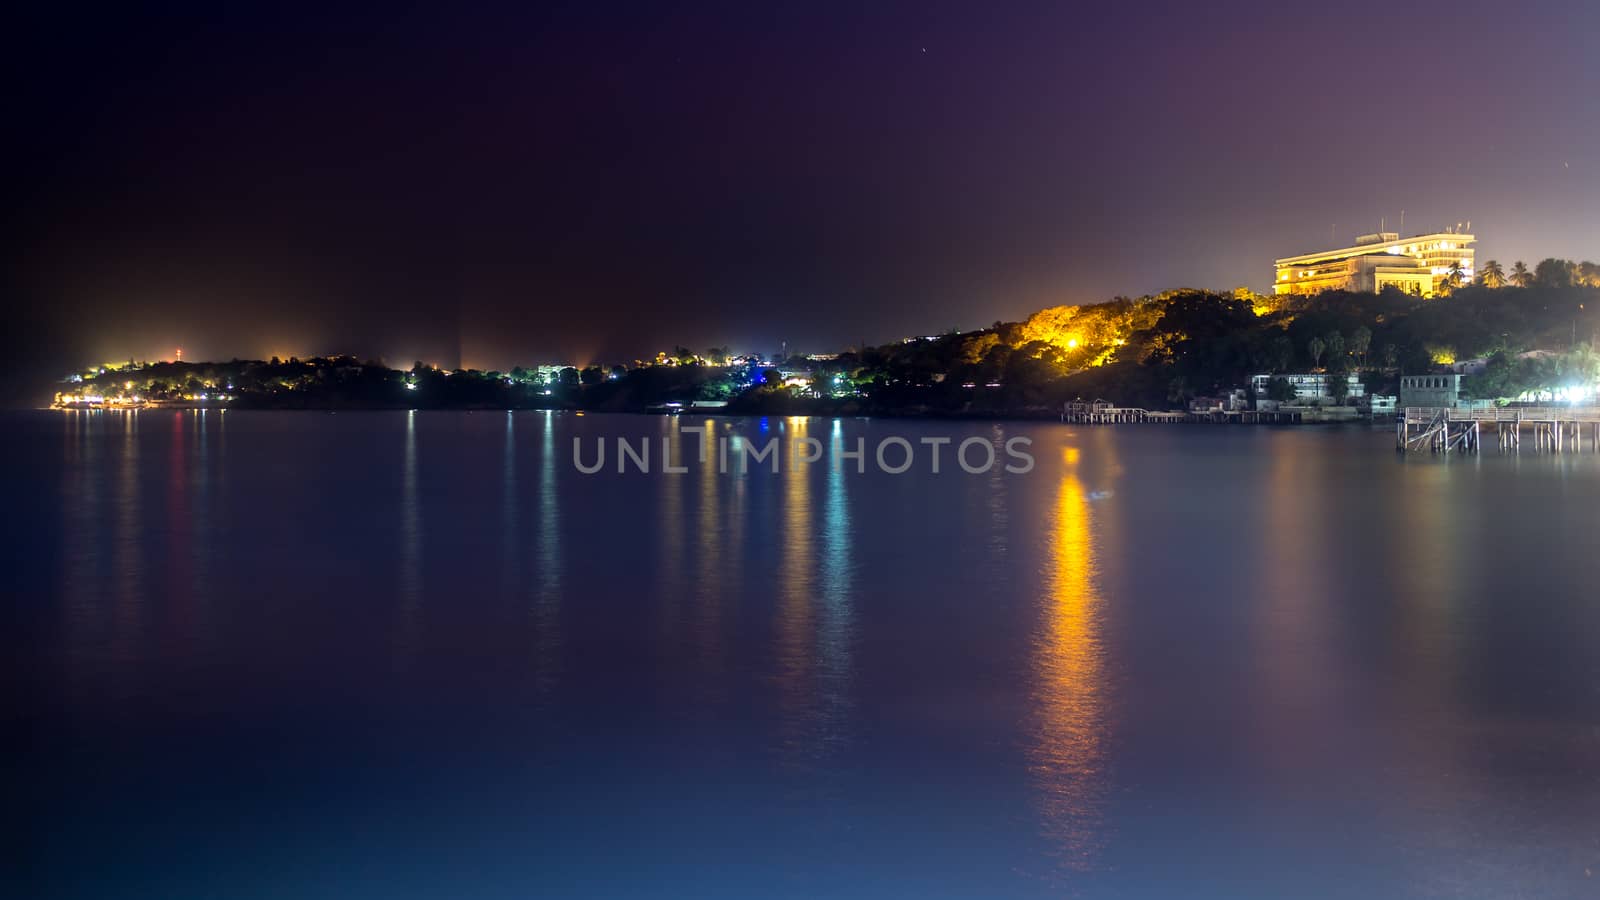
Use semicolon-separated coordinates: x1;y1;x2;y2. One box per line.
1308;335;1326;370
1324;330;1346;372
1442;261;1465;294
1350;326;1372;370
1479;259;1505;288
1511;260;1533;288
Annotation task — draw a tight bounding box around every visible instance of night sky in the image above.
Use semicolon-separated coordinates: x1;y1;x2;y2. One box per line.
8;1;1597;392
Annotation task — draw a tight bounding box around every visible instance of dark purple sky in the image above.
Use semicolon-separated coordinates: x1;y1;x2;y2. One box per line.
10;0;1598;377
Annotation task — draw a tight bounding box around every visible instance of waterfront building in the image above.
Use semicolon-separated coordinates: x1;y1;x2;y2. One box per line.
1400;373;1462;408
1274;229;1475;297
1184;391;1249;414
1250;373;1365;407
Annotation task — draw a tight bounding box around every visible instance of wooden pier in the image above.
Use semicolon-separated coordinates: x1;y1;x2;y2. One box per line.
1397;406;1600;454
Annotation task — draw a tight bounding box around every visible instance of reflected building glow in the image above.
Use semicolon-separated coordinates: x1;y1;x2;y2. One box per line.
775;417;817;765
691;420;728;696
775;417;855;766
532;410;563;699
1028;446;1110;871
1252;440;1344;769
656;417;686;651
110;412;147;667
61;411;100;697
395;410;423;662
987;424;1011;567
1383;463;1473;880
816;418;855;743
155;415;192;654
502;412;518;592
184;408;216;658
1392;465;1461;677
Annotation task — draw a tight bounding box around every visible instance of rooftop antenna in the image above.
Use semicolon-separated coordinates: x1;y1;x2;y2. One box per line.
1399;210;1405;234
1380;216;1385;233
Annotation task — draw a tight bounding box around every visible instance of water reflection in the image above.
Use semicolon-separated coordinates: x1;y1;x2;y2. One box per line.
1253;439;1344;769
1391;464;1462;682
60;412;101;699
774;417;855;767
987;424;1011;568
817;419;855;743
1383;463;1473;883
110;413;146;669
25;413;1600;898
657;417;687;655
1028;445;1111;870
502;412;518;592
775;418;816;764
395;410;422;661
181;410;216;660
532;410;562;699
692;421;729;697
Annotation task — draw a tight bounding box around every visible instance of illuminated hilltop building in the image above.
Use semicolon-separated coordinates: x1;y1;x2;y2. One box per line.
1274;229;1474;298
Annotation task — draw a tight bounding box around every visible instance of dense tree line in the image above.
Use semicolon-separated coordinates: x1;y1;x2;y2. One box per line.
60;260;1600;414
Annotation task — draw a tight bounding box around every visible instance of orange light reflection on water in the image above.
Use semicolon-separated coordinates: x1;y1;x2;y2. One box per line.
1029;444;1111;871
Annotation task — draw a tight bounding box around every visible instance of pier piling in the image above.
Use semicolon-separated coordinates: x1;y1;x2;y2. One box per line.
1399;407;1600;455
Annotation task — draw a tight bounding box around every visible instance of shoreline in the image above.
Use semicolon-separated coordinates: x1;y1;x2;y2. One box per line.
31;402;1396;428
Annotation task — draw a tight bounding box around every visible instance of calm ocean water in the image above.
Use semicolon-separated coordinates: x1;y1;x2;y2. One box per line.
8;410;1600;898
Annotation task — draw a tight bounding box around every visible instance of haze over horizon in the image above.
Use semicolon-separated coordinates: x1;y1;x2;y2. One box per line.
9;0;1598;388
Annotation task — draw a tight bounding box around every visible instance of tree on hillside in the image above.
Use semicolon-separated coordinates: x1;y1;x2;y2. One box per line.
1326;374;1350;404
1511;260;1533;288
1267;334;1294;372
1307;335;1326;369
960;332;1001;364
1324;331;1346;372
1381;343;1399;370
1443;261;1466;293
1563;342;1600;388
1166;376;1191;405
1535;258;1573;289
1350;326;1372;369
1479;259;1506;288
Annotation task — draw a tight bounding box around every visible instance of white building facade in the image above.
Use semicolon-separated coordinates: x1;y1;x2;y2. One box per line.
1251;373;1365;408
1399;374;1462;408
